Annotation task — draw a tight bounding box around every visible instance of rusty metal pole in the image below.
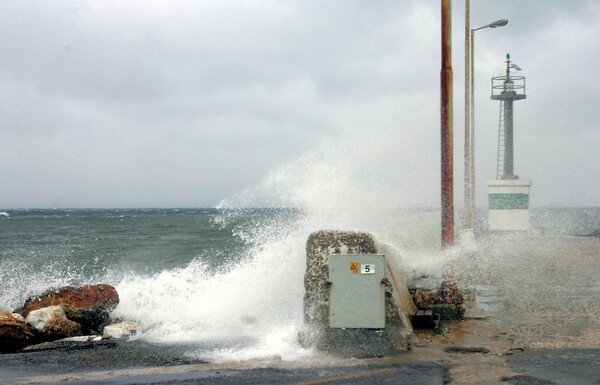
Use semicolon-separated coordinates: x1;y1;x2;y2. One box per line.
441;0;454;247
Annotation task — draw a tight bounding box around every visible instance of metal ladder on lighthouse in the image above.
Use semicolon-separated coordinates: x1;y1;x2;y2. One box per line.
496;101;505;180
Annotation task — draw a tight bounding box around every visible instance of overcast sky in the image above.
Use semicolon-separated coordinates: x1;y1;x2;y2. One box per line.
1;0;598;209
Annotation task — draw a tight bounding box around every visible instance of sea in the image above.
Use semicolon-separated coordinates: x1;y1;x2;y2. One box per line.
1;206;599;361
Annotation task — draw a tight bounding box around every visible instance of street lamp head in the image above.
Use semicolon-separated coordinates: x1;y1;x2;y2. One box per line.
473;19;509;32
489;19;508;28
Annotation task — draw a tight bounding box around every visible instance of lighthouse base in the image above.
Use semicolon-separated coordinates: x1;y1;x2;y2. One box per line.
487;179;532;231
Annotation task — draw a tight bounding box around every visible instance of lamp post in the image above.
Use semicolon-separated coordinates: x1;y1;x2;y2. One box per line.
464;0;472;230
464;17;508;229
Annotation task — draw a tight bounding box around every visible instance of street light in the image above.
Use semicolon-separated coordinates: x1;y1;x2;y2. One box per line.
464;13;508;230
483;19;509;29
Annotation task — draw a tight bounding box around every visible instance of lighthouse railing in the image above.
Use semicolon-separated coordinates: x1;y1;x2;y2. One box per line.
491;75;526;96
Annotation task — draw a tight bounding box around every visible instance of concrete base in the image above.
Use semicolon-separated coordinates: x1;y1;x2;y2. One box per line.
488;179;532;231
458;228;478;254
489;209;530;231
300;230;415;355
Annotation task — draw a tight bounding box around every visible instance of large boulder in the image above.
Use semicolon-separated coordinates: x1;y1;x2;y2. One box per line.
15;284;118;334
25;306;82;341
0;312;37;352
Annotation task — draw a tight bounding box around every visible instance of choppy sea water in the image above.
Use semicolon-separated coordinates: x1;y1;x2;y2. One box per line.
0;206;598;361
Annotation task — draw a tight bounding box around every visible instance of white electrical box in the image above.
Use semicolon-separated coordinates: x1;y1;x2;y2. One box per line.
328;254;386;329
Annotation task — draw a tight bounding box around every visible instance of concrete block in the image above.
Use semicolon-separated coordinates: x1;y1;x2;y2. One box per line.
488;179;532;231
300;230;415;355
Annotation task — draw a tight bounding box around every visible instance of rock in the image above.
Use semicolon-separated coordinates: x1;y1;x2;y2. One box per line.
25;306;63;331
65;307;110;335
16;284;119;316
15;284;119;334
25;306;82;340
414;280;464;320
414;288;439;308
42;317;83;340
102;321;138;339
0;312;37;352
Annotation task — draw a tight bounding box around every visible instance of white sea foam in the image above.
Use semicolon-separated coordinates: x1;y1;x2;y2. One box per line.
114;216;313;360
0;259;93;312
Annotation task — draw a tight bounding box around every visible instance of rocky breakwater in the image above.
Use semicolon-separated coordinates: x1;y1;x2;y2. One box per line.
0;284;134;353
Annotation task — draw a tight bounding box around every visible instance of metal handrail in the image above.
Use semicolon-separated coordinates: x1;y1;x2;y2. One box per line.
491;75;526;96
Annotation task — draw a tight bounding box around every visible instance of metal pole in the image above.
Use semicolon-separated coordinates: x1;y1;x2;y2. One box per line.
464;0;471;229
503;57;515;179
441;0;454;247
469;28;476;226
467;20;508;226
504;99;514;178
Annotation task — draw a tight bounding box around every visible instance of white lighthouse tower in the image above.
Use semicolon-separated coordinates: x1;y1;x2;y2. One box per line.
488;54;531;230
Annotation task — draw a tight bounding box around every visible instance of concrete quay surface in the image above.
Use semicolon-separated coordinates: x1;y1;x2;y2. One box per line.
0;234;598;385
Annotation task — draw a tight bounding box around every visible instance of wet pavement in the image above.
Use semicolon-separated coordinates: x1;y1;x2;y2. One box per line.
1;234;599;384
0;355;448;385
1;341;597;384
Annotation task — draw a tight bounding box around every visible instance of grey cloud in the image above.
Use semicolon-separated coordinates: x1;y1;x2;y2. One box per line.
0;0;598;208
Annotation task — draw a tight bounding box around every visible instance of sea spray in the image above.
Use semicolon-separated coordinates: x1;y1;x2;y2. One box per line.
1;123;451;361
109;128;450;359
111;131;448;360
113;210;313;361
0;256;113;312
